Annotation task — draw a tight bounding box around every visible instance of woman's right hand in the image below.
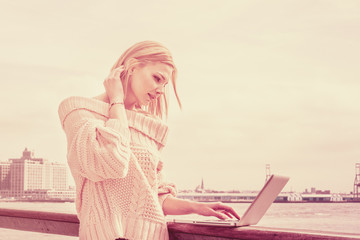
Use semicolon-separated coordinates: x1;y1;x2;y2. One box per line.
103;66;125;103
192;201;240;220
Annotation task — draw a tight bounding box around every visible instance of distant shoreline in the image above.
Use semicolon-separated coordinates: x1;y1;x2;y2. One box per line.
209;200;360;203
1;199;359;204
0;199;74;203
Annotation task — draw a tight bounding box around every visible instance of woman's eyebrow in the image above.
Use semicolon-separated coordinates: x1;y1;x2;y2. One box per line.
157;72;169;83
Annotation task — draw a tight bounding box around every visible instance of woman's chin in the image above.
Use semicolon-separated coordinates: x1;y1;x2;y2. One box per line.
139;99;151;107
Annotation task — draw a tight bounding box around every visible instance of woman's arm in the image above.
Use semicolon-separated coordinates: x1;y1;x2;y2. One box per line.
162;195;240;220
59;67;132;182
61;107;131;182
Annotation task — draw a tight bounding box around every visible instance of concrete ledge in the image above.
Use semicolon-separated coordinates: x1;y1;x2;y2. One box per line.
0;208;79;236
167;223;360;240
1;208;360;239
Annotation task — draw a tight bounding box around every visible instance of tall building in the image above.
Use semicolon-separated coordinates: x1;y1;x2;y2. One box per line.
0;148;71;199
0;162;11;189
52;163;68;190
0;162;11;197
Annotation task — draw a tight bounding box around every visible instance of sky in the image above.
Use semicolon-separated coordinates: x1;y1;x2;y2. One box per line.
0;0;359;193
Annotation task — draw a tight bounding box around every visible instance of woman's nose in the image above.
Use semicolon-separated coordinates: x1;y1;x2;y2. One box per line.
156;85;165;95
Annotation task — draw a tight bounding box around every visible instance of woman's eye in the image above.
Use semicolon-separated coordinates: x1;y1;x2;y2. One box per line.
154;75;161;82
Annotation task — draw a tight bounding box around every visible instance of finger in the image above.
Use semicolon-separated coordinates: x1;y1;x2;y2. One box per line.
114;65;125;73
115;65;125;70
157;161;163;172
113;69;122;80
220;210;233;219
217;204;241;220
211;209;227;220
108;66;124;79
228;208;241;220
106;69;123;84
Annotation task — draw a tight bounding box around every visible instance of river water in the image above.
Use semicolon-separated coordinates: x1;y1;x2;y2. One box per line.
0;202;359;239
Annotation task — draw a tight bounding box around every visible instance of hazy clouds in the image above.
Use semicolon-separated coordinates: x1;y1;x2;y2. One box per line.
1;0;359;193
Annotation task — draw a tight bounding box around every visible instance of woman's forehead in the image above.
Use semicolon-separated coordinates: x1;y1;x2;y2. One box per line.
145;62;173;73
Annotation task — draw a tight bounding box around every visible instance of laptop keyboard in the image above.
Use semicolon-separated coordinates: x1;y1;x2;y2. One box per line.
216;219;239;222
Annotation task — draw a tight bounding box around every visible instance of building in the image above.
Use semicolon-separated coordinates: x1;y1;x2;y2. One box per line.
177;192;289;203
300;193;343;202
52;163;68;191
0;162;11;197
0;148;73;200
287;192;302;202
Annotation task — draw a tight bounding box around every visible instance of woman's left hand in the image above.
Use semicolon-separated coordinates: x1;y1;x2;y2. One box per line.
193;202;240;220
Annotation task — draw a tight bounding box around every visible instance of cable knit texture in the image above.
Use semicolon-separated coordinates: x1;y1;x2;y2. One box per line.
58;96;177;240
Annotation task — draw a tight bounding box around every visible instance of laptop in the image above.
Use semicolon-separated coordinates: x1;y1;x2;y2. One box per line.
170;174;289;227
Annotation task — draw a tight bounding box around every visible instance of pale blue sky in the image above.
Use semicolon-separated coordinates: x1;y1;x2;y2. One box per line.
1;0;359;193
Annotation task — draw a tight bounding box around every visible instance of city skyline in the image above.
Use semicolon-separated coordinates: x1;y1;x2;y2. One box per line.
1;147;358;194
1;1;360;193
0;148;73;200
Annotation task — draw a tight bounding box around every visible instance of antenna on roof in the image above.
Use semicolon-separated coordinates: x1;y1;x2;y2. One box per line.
354;163;360;201
265;164;271;182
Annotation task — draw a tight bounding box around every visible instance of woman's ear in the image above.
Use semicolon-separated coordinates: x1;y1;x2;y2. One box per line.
125;58;139;75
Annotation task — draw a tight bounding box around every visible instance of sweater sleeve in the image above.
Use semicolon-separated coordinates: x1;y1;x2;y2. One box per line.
157;162;177;209
63;108;131;182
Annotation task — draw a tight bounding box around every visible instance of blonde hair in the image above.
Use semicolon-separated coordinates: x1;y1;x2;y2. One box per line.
111;40;182;120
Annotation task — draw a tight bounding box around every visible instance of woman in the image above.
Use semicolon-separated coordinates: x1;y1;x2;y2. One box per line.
58;41;240;240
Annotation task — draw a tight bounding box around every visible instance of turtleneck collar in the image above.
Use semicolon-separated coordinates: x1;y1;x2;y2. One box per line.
58;96;169;147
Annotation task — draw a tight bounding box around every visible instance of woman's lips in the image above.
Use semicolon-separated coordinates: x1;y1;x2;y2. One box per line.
148;93;155;100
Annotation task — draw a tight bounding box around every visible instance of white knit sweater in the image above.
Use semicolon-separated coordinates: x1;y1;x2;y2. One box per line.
58;96;177;240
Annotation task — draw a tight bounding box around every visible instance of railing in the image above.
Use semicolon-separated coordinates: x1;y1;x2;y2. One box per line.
1;208;360;240
0;208;79;236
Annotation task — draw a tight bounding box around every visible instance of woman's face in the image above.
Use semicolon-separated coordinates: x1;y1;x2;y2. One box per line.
127;62;173;107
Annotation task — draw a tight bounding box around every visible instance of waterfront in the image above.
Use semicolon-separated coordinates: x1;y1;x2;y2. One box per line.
0;202;359;239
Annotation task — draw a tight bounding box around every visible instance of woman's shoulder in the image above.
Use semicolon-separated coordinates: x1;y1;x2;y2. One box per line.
58;96;109;126
61;95;108;106
59;95;105;105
